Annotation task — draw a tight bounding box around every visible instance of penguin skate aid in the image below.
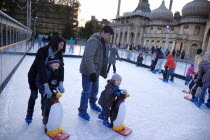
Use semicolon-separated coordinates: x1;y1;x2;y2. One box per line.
44;88;70;140
110;89;132;136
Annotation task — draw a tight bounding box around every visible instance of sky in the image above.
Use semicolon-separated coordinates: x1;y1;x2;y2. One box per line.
78;0;192;27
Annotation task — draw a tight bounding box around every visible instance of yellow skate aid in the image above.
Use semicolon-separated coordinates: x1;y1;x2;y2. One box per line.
126;93;130;98
46;127;63;136
113;124;125;132
56;92;62;98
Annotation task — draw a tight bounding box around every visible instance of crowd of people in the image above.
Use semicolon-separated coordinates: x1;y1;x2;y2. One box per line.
117;43;186;60
25;26;124;131
185;49;210;108
24;25;210;137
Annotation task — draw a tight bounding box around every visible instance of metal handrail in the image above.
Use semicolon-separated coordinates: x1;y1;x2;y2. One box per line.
0;10;31;31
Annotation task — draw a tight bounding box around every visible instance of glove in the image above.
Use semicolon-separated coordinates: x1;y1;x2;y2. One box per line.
58;81;65;93
90;73;97;82
114;92;120;96
197;80;203;87
43;83;52;98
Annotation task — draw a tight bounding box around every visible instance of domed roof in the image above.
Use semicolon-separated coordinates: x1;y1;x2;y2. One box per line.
150;1;173;21
182;0;210;18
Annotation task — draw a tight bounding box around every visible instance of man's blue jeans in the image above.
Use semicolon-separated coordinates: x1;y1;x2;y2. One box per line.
78;74;99;114
199;81;210;100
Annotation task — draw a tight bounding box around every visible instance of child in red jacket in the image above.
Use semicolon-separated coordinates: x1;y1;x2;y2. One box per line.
163;54;175;83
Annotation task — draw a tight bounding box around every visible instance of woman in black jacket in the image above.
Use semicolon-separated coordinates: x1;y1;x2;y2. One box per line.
25;35;66;125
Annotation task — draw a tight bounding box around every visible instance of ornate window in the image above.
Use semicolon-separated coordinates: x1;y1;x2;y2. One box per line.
157;40;160;47
157;27;162;33
183;25;189;35
191;44;198;56
194;25;200;35
146;40;149;46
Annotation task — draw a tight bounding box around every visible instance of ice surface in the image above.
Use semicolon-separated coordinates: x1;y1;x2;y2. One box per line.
0;56;210;140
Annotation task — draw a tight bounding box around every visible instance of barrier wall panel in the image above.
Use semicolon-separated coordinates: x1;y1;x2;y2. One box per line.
0;51;2;91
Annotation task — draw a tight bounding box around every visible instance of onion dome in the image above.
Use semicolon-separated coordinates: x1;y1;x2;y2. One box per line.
182;0;210;18
150;1;173;21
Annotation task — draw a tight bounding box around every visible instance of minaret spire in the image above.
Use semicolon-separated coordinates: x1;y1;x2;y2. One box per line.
138;0;142;6
169;0;173;11
117;0;121;16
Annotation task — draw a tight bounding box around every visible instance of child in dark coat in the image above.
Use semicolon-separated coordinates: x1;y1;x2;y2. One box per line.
136;53;144;67
185;64;194;85
26;55;64;125
98;74;122;127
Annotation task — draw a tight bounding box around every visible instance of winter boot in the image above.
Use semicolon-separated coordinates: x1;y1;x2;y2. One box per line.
190;97;198;103
90;103;102;112
195;100;204;108
205;102;210;109
25;109;34;125
163;80;168;83
170;79;174;82
185;81;188;85
103;119;111;128
98;113;106;121
152;70;156;74
78;112;90;121
25;118;32;125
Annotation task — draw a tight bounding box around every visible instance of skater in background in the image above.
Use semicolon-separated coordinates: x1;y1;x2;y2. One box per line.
150;59;157;71
190;49;210;102
185;64;194;85
78;26;114;121
151;46;155;54
172;49;176;57
194;54;210;108
107;44;121;74
37;36;43;48
163;54;175;83
98;74;122;127
164;49;170;56
152;48;164;74
181;50;185;59
136;53;143;67
68;37;75;53
25;35;66;125
162;66;168;80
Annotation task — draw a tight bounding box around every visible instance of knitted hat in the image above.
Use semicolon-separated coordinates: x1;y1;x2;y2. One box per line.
196;49;203;55
203;52;210;61
111;74;122;81
48;55;60;65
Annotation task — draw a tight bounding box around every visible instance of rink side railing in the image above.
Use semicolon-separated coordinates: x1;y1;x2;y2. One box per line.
27;42;193;80
0;11;32;94
0;40;193;94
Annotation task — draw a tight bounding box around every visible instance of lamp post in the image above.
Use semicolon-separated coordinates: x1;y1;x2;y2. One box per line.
165;25;170;52
116;28;119;44
33;16;37;37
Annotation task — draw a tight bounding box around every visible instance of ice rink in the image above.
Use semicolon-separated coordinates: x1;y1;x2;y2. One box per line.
0;56;210;140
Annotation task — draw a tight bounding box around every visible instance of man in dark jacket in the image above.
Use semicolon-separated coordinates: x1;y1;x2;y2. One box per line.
195;55;210;108
78;26;114;121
